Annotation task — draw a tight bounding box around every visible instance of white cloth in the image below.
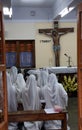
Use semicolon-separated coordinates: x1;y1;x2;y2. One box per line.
8;123;17;130
14;73;26;103
6;72;17;112
45;66;77;74
22;74;41;110
48;73;68;108
36;70;49;100
40;70;49;87
41;73;69;130
6;72;18;130
22;74;42;130
9;66;18;84
28;69;49;88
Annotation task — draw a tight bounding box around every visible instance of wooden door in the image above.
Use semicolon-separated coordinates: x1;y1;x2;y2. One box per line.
0;3;8;130
77;3;82;130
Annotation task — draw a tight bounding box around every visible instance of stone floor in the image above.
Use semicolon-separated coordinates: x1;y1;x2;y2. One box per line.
68;97;78;130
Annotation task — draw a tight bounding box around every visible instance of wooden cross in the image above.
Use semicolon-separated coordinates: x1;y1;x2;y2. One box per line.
39;21;74;66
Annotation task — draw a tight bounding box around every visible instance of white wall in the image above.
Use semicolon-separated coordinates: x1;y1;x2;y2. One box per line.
4;21;36;40
35;21;77;68
4;20;77;68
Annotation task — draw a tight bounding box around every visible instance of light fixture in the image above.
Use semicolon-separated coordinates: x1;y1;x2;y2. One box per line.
59;7;75;17
21;0;44;3
3;7;12;18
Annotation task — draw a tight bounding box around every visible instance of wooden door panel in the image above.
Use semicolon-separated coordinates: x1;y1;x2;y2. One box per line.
77;3;82;130
0;3;8;130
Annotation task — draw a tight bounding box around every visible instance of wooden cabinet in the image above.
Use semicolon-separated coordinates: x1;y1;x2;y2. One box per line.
0;4;8;130
77;3;82;130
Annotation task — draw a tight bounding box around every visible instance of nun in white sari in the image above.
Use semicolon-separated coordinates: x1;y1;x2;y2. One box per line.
37;69;49;88
41;73;69;130
6;72;18;130
7;72;17;112
48;73;68;108
14;73;26;105
22;74;42;130
36;70;49;101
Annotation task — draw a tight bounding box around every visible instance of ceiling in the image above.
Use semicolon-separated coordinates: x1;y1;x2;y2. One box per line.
0;0;82;22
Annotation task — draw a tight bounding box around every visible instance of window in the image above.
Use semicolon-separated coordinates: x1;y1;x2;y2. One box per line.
5;40;35;68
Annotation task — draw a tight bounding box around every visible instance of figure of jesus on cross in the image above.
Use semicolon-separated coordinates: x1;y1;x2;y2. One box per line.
39;21;74;66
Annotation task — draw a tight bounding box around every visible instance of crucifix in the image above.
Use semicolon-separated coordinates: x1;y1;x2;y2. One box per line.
39;21;74;66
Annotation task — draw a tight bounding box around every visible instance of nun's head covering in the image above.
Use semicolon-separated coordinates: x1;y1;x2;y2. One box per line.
26;74;36;88
40;70;49;87
9;66;18;84
27;69;49;88
48;73;58;91
24;74;41;110
27;69;41;83
14;73;26;103
15;73;26;90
